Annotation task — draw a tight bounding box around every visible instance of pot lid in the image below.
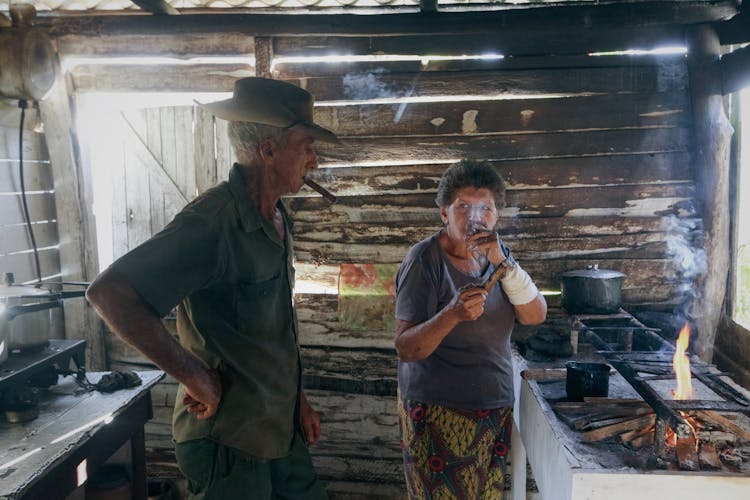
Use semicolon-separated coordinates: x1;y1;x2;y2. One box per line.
0;284;52;299
561;267;625;279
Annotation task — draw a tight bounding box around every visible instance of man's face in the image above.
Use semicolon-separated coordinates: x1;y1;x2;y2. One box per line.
270;129;318;194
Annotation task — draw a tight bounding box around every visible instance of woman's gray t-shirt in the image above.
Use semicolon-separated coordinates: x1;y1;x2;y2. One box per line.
395;233;516;409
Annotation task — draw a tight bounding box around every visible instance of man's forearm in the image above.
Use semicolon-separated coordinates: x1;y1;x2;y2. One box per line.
86;268;206;382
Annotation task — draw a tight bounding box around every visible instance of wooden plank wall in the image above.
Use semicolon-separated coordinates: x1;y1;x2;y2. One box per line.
0;99;61;285
74;37;701;497
277;48;702;492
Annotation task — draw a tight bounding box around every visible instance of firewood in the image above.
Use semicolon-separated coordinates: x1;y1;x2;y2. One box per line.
719;448;743;467
552;402;654;431
697;430;737;446
581;414;656;443
554;400;651;412
628;430;655;449
696;410;750;442
521;368;567;381
582;398;648;405
579;416;639;432
676;433;699;471
620;424;655;449
619;424;654;444
698;442;722;470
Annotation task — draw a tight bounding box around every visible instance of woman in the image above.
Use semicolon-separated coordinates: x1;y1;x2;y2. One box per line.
394;159;547;499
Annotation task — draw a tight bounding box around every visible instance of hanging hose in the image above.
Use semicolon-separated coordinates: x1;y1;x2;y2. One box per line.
17;99;43;285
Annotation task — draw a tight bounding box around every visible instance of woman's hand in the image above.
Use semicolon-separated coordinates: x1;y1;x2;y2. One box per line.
448;285;488;321
467;229;506;267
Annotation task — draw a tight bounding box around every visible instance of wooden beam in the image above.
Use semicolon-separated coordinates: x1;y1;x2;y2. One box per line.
54;26;688;60
39;3;739;38
38;75;106;370
56;33;255;58
720;44;750;94
69;63;253;93
271;27;689;58
311;128;692;165
685;25;734;362
69;59;688;96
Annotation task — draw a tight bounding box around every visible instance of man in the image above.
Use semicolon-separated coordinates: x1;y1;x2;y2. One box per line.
86;77;338;499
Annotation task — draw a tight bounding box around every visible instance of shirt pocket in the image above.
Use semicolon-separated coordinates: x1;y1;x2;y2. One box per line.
234;273;292;337
237;273;281;300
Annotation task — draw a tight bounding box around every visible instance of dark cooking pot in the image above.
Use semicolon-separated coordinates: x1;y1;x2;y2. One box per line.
561;266;624;314
566;361;611;401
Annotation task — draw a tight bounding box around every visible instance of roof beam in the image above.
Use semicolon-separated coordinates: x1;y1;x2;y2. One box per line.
39;2;740;38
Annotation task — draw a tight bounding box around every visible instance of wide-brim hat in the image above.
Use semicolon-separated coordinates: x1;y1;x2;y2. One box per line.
198;77;339;144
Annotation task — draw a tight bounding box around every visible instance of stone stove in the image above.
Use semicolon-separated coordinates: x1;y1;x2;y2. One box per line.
511;309;750;500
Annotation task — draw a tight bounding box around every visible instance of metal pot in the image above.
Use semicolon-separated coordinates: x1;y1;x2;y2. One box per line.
561;265;625;314
0;283;58;358
0;274;87;362
566;361;611;401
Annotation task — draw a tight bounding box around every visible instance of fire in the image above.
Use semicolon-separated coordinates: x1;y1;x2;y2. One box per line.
672;323;693;400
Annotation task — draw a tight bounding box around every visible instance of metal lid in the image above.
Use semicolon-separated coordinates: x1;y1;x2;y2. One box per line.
561;267;625;279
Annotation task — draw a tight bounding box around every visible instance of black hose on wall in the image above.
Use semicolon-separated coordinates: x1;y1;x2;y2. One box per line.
17;99;43;285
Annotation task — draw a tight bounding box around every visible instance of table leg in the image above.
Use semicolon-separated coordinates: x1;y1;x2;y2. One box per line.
130;428;147;500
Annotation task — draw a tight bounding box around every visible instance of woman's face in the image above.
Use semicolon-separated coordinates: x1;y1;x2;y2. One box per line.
440;186;499;243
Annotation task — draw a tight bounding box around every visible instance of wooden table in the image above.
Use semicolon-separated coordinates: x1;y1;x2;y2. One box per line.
0;370;164;500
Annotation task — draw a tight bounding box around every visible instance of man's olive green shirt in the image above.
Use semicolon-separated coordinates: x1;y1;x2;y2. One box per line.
112;164;300;459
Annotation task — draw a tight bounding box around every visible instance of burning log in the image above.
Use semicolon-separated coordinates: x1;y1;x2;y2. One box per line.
676;432;699;471
606;358;693;438
698;443;722;469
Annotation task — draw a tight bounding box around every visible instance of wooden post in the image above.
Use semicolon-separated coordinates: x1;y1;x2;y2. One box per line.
254;36;273;79
39;74;106;370
686;25;734;362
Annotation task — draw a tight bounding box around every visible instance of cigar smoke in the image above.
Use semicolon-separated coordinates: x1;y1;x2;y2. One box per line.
303;177;337;204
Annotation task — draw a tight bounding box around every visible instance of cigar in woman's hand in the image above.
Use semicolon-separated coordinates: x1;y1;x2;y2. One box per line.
303;177;336;203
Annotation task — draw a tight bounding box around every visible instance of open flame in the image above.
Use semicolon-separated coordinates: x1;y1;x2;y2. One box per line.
672;323;694;400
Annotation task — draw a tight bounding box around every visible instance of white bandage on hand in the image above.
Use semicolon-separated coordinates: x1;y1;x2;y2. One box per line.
500;264;539;305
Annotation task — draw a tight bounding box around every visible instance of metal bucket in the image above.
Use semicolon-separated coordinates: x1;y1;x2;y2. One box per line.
566;361;611;401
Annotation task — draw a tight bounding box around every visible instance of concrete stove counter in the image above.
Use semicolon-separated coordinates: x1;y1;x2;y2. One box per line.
511;354;750;500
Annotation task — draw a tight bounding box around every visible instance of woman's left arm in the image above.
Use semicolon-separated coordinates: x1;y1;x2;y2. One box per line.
469;230;548;325
512;292;547;325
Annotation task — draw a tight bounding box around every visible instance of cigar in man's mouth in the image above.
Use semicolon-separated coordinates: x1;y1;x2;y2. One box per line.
303;177;337;204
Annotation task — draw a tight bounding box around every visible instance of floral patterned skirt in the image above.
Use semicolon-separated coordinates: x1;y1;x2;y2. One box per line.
398;395;513;500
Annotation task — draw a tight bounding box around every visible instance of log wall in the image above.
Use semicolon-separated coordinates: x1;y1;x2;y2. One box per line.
64;31;704;497
0;99;61;285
